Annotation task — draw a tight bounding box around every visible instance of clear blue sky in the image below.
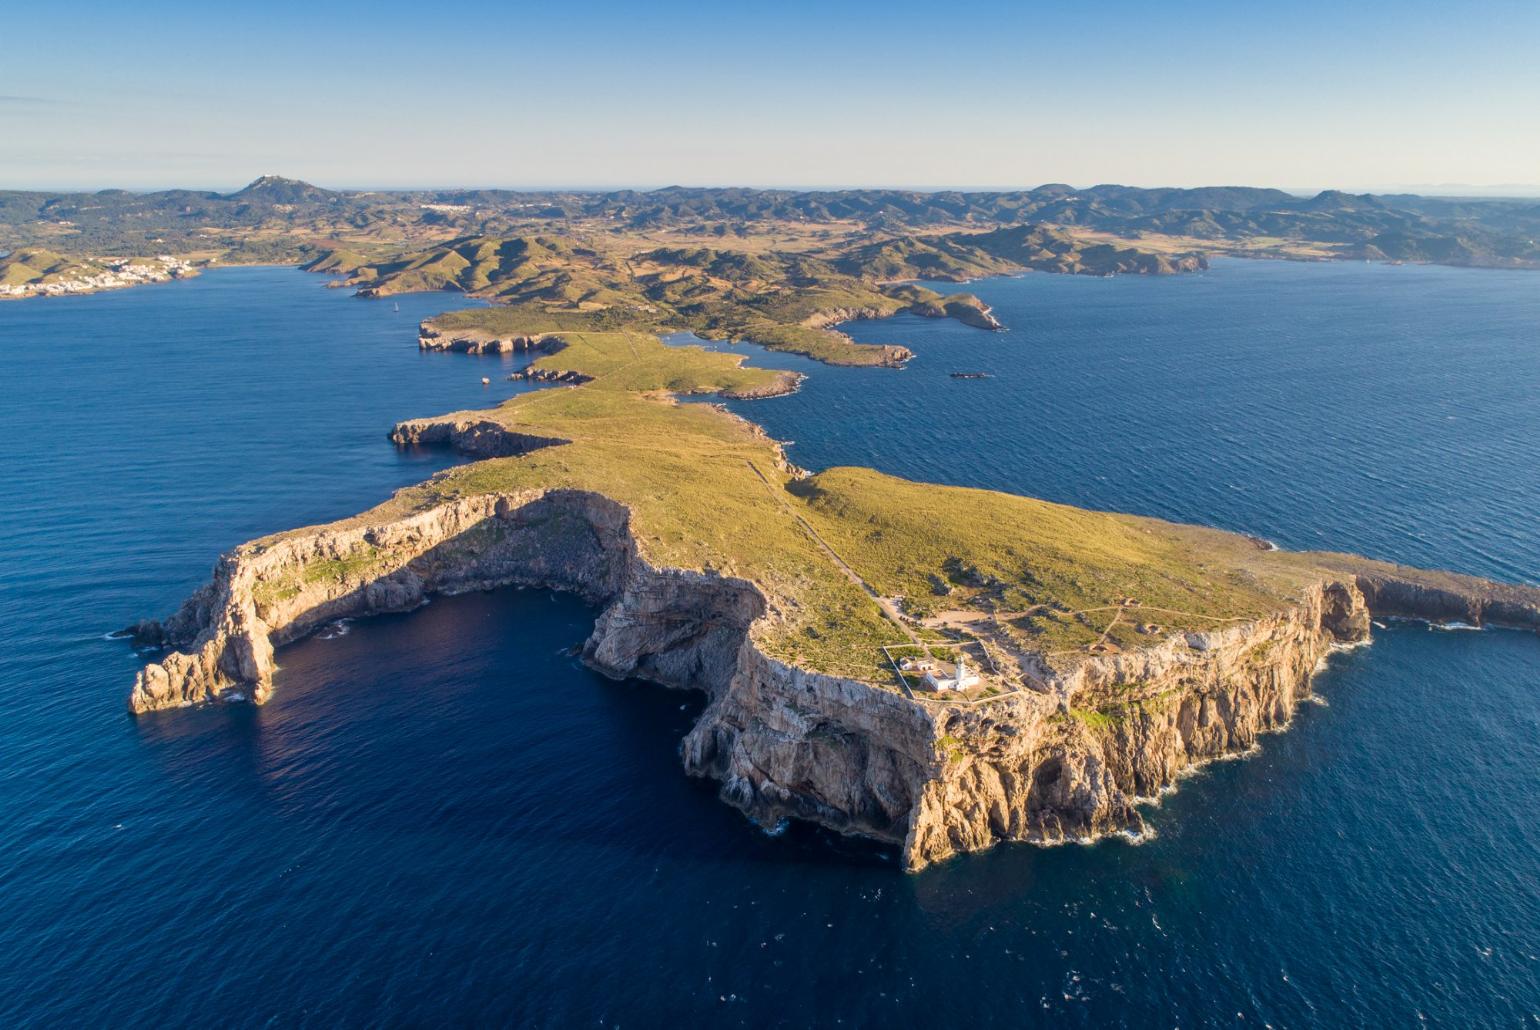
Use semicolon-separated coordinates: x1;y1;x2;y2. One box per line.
3;0;1537;192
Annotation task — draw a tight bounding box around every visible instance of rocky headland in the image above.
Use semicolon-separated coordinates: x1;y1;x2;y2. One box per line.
126;470;1540;869
416;321;555;355
124;312;1540;870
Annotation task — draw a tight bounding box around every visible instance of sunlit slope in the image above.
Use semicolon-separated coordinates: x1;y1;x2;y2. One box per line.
359;327;1351;683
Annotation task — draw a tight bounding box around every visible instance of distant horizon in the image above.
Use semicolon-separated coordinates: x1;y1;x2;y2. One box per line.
7;174;1540;201
4;0;1534;195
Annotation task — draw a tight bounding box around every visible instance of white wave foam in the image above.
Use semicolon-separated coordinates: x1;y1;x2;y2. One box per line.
1115;824;1158;846
1218;743;1262;763
1313;636;1373;673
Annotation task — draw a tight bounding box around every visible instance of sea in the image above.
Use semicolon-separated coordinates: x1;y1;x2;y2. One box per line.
0;261;1535;1026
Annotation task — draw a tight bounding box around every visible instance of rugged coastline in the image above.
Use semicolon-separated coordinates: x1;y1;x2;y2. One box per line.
118;259;1540;870
126;477;1540;869
416;319;807;399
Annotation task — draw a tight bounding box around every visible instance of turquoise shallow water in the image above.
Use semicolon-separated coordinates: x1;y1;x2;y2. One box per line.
1;262;1537;1026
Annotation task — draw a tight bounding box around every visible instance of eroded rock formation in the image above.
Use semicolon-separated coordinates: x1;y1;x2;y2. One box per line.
417;323;555;355
389;415;567;458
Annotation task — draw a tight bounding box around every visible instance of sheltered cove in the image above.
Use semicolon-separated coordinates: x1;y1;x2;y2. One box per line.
126;296;1540;871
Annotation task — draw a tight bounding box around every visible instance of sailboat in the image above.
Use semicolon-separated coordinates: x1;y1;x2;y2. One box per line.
392;302;400;312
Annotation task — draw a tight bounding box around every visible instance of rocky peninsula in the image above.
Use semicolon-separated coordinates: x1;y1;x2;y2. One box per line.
308;234;1019;368
126;308;1540;870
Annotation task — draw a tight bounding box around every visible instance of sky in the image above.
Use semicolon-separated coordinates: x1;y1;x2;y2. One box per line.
3;0;1538;194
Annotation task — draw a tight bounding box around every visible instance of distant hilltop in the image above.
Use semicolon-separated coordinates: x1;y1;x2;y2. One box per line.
228;174;341;205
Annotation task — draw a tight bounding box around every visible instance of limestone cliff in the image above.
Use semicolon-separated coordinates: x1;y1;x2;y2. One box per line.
390;415;568;458
681;579;1373;869
417;322;555;355
129;491;631;711
126;487;1540;870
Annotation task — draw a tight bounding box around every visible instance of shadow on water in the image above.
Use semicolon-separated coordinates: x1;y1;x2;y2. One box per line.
130;585;901;875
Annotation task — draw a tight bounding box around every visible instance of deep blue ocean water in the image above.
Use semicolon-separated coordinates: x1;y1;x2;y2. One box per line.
1;261;1537;1026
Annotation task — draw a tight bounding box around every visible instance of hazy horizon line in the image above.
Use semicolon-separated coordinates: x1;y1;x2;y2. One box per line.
6;176;1540;200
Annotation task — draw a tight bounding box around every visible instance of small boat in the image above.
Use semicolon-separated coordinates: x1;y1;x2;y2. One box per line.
480;377;491;385
949;371;993;379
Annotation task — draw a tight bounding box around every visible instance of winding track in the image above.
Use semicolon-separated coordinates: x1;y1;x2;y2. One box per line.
743;460;924;699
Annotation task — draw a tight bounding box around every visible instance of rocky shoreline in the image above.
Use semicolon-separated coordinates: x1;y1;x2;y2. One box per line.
417;322;555;355
418;317;807;398
125;477;1540;870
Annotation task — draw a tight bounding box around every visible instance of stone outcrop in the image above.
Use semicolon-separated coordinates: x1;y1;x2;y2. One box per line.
389;414;567;458
509;367;593;387
795;308;914;367
417;321;556;355
1352;569;1540;630
126;487;1540;870
904;297;1005;331
902;580;1371;863
942;299;1004;331
719;371;805;400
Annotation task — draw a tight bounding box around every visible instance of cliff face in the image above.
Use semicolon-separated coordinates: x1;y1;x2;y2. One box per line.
417;322;555;355
682;649;940;847
681;580;1371;869
1352;569;1540;630
129;490;635;712
905;582;1369;865
129;487;1533;870
390;415;568;458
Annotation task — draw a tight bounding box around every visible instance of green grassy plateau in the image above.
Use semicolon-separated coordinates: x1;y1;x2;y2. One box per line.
329;323;1377;690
